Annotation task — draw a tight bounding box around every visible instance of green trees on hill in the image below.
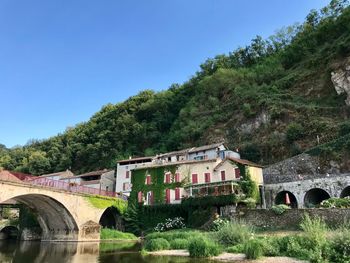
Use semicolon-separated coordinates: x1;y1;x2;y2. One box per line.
1;1;350;175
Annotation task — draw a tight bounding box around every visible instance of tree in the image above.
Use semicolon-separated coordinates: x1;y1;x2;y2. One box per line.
27;151;51;175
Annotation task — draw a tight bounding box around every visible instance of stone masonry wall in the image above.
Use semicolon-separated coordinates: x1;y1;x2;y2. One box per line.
224;208;350;229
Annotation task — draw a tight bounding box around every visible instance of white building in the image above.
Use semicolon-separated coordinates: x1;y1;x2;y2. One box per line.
115;156;154;196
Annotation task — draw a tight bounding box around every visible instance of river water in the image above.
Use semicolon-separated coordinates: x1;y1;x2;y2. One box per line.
0;240;219;263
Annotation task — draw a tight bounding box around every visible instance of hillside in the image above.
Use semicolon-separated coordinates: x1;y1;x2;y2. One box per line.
1;0;350;175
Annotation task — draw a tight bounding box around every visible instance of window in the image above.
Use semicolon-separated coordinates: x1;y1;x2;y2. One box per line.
146;175;152;185
148;191;154;205
235;168;241;179
166;189;170;204
175;173;180;183
138;191;143;203
205;173;211;183
165;173;171;183
175;188;180;200
192;174;198;184
126;171;130;179
221;171;226;181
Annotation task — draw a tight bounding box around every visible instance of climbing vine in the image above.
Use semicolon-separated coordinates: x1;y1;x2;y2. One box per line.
235;162;260;203
129;165;181;205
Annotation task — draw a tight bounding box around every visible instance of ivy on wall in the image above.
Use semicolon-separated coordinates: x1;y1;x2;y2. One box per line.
129;165;182;205
85;195;128;215
234;162;260;203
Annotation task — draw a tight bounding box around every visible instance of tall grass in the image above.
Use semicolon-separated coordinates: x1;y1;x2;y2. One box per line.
188;236;221;258
214;221;253;246
100;228;138;240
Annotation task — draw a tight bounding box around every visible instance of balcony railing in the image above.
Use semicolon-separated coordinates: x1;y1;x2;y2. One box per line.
184;180;241;198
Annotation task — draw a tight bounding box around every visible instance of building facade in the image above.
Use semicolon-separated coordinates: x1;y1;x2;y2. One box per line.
125;143;263;206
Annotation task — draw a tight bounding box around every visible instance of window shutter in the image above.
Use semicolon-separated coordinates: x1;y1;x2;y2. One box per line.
235;168;241;179
192;174;198;184
175;188;180;200
221;171;226;181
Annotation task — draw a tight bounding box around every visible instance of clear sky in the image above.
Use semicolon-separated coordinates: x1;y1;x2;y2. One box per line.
0;0;330;148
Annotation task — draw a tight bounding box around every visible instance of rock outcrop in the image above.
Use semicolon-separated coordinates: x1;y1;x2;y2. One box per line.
331;60;350;105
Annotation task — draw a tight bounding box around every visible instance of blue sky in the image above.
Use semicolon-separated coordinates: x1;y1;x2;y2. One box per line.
0;0;329;148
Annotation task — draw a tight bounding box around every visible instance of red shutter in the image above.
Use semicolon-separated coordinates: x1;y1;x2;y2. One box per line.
166;189;170;204
126;171;129;178
165;173;171;183
205;173;211;183
235;168;241;179
175;173;180;183
146;175;151;185
192;174;198;184
221;171;226;181
138;191;143;203
175;188;180;200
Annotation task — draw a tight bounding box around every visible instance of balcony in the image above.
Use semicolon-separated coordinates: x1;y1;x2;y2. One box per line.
184;180;241;198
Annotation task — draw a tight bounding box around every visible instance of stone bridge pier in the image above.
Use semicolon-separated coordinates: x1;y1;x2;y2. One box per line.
0;180;123;241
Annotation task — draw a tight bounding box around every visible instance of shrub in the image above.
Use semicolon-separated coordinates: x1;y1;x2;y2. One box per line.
300;214;327;243
329;231;350;263
211;217;230;231
188;236;221;258
320;197;350;208
169;238;189;249
226;244;244;253
215;221;253;246
154;217;185;232
244;239;264;259
100;228;137;240
271;204;291;215
263;237;280;256
144;238;170;251
286;122;304;142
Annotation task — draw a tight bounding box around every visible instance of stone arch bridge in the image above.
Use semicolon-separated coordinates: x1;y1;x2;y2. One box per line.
0;179;124;241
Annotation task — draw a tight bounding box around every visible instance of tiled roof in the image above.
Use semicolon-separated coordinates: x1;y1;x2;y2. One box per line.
39;170;74;178
74;169;112;178
117;156;154;163
188;142;225;153
214;157;263;170
133;158;217;170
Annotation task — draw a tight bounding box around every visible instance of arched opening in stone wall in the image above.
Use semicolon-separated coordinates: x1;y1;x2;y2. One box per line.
275;191;298;208
304;188;330;208
1;194;79;241
99;207;124;231
0;226;19;240
340;186;350;198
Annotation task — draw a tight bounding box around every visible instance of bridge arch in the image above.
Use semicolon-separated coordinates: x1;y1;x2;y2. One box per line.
275;191;298;208
340;186;350;198
1;194;79;241
304;188;330;208
99;207;124;231
0;226;19;240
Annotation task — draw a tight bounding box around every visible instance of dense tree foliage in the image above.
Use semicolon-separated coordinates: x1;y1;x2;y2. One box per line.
1;1;350;175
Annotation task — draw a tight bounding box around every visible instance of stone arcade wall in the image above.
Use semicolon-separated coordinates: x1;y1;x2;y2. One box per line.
224;208;350;229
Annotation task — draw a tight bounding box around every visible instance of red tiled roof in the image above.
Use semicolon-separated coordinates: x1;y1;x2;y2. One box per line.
214;157;263;171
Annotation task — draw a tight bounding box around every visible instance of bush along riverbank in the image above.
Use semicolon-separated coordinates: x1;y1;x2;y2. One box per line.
141;215;350;262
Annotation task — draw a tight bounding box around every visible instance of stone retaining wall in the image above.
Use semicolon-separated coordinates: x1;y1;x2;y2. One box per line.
223;208;350;229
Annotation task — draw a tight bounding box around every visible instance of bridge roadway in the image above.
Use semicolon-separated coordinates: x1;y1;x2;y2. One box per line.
0;179;121;241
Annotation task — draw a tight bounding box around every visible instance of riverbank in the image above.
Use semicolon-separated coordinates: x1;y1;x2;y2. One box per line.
147;250;307;262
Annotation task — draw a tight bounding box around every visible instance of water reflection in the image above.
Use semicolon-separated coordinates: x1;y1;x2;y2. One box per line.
0;240;220;263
